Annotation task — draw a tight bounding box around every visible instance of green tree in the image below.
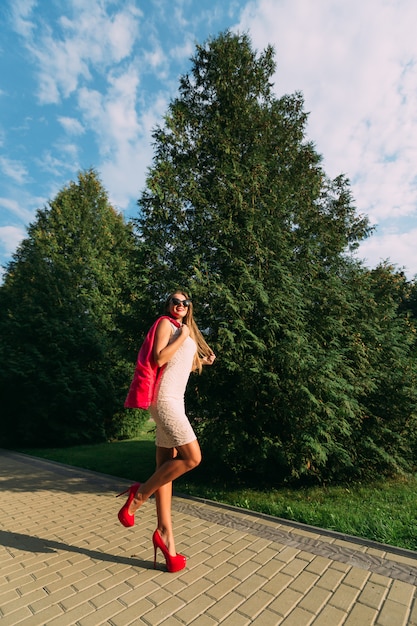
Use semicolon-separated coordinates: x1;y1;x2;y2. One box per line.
0;169;144;446
135;31;407;482
354;264;417;474
135;33;362;473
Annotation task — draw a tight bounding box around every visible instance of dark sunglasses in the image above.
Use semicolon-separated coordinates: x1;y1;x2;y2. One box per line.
170;297;192;307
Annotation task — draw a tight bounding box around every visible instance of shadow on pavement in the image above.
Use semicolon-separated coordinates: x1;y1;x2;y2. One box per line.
0;529;154;570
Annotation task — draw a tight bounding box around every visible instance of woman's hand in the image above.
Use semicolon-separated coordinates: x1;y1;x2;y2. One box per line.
201;352;216;366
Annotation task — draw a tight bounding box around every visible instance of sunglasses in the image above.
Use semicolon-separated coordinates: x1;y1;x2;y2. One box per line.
170;297;192;307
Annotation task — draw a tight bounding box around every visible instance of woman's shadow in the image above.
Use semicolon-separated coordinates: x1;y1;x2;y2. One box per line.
0;529;154;570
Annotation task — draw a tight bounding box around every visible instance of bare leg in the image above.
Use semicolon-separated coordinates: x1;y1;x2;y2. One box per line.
154;446;177;556
129;439;201;515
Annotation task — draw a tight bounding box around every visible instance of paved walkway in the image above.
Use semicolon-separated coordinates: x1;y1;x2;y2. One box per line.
1;451;417;626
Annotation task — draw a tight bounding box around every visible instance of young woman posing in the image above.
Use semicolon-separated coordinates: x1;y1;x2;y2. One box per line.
118;291;215;572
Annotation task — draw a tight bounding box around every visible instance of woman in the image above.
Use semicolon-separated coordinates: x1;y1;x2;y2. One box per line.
118;291;215;572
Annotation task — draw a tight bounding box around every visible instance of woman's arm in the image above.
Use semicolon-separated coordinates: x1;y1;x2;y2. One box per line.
153;318;190;367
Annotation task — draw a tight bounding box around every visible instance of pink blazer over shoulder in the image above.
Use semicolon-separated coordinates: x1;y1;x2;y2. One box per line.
124;316;181;410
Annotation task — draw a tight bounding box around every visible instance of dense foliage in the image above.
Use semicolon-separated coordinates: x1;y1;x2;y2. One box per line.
136;31;417;482
1;33;416;485
0;170;146;446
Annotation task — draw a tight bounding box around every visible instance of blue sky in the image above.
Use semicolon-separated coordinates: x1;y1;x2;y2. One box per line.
1;0;417;281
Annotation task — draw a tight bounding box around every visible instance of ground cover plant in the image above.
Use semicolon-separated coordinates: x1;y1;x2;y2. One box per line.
16;427;417;552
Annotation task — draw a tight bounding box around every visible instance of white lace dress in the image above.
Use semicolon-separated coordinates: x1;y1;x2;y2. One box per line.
150;323;197;448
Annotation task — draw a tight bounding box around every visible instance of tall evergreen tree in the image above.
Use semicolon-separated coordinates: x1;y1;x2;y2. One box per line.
354;264;417;474
135;31;384;481
0;169;141;446
134;31;417;482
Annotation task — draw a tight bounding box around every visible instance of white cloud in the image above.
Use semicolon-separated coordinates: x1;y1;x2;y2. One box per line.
77;64;142;154
16;1;142;104
0;196;37;222
236;0;417;275
76;62;169;209
10;0;37;38
0;156;28;184
101;92;170;210
144;41;167;72
0;225;25;255
358;229;417;278
57;116;85;135
37;146;79;177
170;37;195;64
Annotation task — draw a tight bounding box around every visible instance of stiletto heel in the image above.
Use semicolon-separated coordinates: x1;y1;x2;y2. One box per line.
116;482;141;527
152;529;186;573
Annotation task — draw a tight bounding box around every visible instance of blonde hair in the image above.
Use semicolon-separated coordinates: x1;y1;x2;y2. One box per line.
165;291;213;373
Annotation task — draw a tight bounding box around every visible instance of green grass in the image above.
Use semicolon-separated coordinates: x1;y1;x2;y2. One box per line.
15;424;417;552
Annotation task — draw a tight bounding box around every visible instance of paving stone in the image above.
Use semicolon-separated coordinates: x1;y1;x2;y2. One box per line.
139;595;185;625
342;566;370;589
109;598;157;625
0;606;41;626
327;583;361;612
15;603;65;625
3;449;417;626
202;539;234;556
298;586;332;615
280;606;316;625
258;557;287;580
188;613;218;626
75;600;126;626
298;550;320;563
205;591;246;621
305;556;332;576
251;546;282;565
88;582;133;609
45;603;97;625
228;559;262;582
118;579;159;606
234;572;269;598
262;571;294;596
268;587;304;618
358;581;389;610
315;567;346;591
237;589;275;619
4;571;36;585
279;556;308;578
406;598;417;625
28;586;78;614
343;602;378;625
312;604;347;626
206;575;241;600
376;598;411;626
201;561;237;583
276;546;301;562
217;612;252;625
0;588;21;607
288;570;319;595
387;579;416;606
174;594;216;623
176;576;214;602
58;584;104;611
43;570;89;593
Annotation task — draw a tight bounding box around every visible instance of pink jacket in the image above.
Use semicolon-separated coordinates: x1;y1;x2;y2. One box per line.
124;316;181;410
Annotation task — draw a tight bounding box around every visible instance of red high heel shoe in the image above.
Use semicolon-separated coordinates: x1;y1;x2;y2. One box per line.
152;529;186;573
116;482;141;527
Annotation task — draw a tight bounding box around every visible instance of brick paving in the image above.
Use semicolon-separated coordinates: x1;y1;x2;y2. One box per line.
1;449;417;625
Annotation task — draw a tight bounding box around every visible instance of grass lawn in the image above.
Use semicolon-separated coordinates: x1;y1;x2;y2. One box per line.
15;422;417;552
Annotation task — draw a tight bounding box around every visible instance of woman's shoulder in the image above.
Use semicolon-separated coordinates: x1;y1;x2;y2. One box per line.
157;315;181;328
155;316;179;334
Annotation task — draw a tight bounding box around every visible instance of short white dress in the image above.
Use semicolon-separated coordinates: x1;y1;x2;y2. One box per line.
150;322;197;448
